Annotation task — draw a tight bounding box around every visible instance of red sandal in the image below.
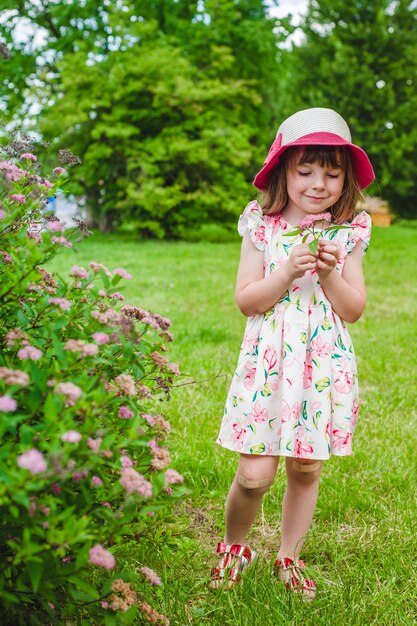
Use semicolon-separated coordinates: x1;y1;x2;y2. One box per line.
210;542;256;589
273;556;316;600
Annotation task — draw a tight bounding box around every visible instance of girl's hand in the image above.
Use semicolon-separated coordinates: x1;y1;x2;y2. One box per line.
285;243;317;280
316;240;340;277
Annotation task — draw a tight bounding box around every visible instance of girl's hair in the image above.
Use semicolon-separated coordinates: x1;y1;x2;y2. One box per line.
260;146;362;223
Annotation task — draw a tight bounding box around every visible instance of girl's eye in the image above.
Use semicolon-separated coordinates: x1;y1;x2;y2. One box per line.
297;171;310;176
327;173;341;179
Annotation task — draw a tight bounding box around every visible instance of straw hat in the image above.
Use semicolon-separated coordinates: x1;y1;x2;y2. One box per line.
253;108;375;190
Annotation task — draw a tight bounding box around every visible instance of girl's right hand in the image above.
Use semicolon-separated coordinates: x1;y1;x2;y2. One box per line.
284;243;317;280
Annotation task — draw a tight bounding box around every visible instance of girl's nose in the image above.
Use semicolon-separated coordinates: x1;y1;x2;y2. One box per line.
312;176;325;190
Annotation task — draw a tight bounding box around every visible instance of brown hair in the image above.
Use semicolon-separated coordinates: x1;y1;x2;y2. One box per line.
260;146;362;224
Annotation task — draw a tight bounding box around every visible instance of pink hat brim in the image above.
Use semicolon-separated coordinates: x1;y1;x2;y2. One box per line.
253;132;375;191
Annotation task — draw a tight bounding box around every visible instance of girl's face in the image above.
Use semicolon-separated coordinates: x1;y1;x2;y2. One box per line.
285;158;345;218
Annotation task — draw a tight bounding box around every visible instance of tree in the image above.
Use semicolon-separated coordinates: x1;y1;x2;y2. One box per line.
0;1;284;235
275;0;417;218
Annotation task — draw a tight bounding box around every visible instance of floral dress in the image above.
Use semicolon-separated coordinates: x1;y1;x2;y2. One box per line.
217;201;371;459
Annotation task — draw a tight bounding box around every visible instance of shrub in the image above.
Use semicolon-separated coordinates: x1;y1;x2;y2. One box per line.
0;135;183;624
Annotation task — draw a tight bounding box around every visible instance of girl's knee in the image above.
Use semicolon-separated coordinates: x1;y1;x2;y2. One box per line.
236;454;278;495
287;458;323;483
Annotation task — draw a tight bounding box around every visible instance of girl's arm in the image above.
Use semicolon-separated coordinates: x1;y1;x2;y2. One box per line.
317;242;366;323
235;232;317;317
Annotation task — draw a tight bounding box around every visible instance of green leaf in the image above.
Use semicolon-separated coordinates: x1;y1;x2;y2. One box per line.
27;559;44;593
315;377;330;392
308;238;319;254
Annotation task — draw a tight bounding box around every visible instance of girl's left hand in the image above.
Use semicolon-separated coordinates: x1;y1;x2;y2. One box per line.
316;240;340;277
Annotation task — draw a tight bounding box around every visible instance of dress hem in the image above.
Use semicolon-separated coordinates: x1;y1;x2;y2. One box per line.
216;440;352;460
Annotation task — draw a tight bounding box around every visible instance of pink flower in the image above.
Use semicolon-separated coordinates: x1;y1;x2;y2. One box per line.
70;265;88;279
89;261;111;276
252;224;266;247
334;357;353;394
49;297;71;311
0;395;17;412
11;194;26;204
51;236;72;248
167;362;180;376
243;361;256;391
293;427;314;458
92;475;103;486
118;406;134;419
263;345;277;371
114;374;136;396
0;367;30;386
108;291;125;301
46;220;65;232
311;336;331;358
20;152;37;161
0;209;5;219
53;167;66;175
141;413;156;426
113;268;132;280
139;566;162;586
120;467;152;497
17;345;43;361
101;501;111;508
17;448;47;474
247;400;268;424
300;212;332;228
57;382;82;406
82;343;98;356
165;469;184;485
332;429;352;454
231;423;246;450
92;332;109;344
87;437;102;452
61;430;82;443
121;455;133;468
303;352;313;389
89;544;116;570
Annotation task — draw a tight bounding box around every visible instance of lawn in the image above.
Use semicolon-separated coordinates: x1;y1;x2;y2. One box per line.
51;220;417;625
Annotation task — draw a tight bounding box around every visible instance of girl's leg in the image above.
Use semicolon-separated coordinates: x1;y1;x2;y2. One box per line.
224;453;279;545
278;457;323;559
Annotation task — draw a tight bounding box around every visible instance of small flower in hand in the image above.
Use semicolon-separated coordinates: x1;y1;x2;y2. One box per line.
283;212;348;254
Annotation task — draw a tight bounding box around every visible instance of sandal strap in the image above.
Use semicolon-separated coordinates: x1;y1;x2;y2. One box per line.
273;556;315;593
216;542;252;561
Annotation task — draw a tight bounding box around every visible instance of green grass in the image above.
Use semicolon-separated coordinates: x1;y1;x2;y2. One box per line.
51;221;417;625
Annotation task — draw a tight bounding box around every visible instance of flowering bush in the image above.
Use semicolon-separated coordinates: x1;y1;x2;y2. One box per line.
0;134;183;624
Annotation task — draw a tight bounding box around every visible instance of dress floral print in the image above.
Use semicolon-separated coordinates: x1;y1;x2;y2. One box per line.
217;201;371;459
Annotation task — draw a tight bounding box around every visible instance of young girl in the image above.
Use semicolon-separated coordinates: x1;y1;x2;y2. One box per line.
211;108;374;597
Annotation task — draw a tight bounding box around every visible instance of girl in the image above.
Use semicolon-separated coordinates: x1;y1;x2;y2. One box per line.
211;108;374;597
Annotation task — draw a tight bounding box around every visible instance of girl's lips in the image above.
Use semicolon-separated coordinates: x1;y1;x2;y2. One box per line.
305;195;327;201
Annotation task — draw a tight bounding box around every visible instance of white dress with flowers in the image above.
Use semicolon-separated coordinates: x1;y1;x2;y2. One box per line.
217;201;371;459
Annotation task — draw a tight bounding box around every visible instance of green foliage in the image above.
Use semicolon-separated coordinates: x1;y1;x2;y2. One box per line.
277;0;417;218
0;1;281;236
0;135;182;623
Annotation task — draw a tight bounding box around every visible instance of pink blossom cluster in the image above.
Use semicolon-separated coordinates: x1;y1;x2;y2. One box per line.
299;212;332;229
118;405;134;419
108;291;125;301
20;152;37;162
121;305;172;332
89;544;115;570
92;475;103;486
87;436;102;452
17;448;47;474
165;469;184;485
69;265;89;279
51;235;72;248
11;194;26;204
61;430;82;443
91;307;119;324
109;579;137;612
5;328;28;347
46;220;65;232
149;440;171;471
138;601;169;625
92;332;109;344
0;160;26;181
57;382;82;406
120;467;152;497
89;261;111;276
139;566;162;586
113;268;132;280
0;366;30;386
53;166;66;175
114;374;136;396
120;454;133;468
17;345;43;361
49;297;71;311
0;395;17;412
65;339;98;357
0;250;12;264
